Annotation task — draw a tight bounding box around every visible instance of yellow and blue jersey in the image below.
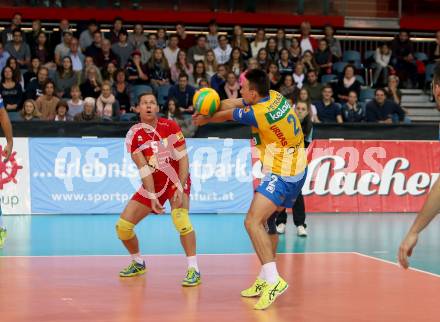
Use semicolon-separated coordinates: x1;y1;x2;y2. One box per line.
232;90;307;178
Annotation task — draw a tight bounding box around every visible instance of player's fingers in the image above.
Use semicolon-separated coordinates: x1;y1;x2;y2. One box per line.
399;246;409;269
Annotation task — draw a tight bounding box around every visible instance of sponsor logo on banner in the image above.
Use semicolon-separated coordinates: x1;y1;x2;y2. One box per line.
0;138;31;214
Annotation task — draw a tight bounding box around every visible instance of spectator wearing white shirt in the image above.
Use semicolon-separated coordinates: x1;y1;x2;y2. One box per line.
250;28;267;58
299;21;318;53
293;62;305;89
163;34;180;68
214;34;232;65
373;42;394;87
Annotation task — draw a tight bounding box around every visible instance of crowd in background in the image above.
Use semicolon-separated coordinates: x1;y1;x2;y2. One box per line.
1;12;438;135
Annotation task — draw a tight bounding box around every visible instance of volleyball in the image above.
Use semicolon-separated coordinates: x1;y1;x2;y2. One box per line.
193;88;220;116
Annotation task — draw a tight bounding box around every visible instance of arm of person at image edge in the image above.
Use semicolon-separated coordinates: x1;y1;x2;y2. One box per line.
192;98;247;126
129;132;164;214
0;96;13;161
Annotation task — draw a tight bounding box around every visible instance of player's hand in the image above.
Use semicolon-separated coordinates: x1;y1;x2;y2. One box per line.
172;189;183;208
151;199;165;214
192;114;210;126
398;232;418;269
3;142;13;163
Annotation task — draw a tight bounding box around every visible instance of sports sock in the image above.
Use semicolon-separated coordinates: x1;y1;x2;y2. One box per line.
258;267;265;280
131;253;144;265
262;262;279;284
187;256;199;272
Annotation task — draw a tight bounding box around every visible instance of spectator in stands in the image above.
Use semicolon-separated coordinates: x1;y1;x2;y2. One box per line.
171;50;193;83
20;99;40;121
112;29;134;68
112;69;132;113
54;30;73;66
250;28;267;58
79;20;98;51
288;37;302;63
187;34;208;64
0;66;23;111
156;28;168;49
219;71;240;100
275;28;291;51
302;50;319;74
125;51;149;86
167;73;195;115
277;48;294;76
50;19;70;51
228;47;245;77
96;39;119;69
147;48;171;92
231;25;250;58
384;75;402;105
429;30;440;63
23;57;40;89
207;20;219;50
5;28;31;69
80;56;96;82
68;37;84;73
143;33;158;64
266;37;279;63
256;48;269;71
204;49;218;79
128;24;147;50
67;85;84;118
279;74;298;101
163;34;180;68
6;56;23;86
85;31;102;58
96;81;119;120
102;61;118;85
108;17;124;44
334;64;361;103
36;80;60;120
373;42;393;87
293;62;305;89
297;87;319;123
54;100;71;121
268;62;281;90
210;63;227;93
391;30;414;65
191;61;207;88
299;21;317;53
1;21;16;45
314;39;336;78
198;78;209;88
315;86;343;123
26;19;42;50
54;56;77;98
323;24;342;59
342;91;365;122
176;23;196;51
303;70;323;102
214;34;232;65
74;97;100;121
80;66;102;99
26;66;48;100
165;97;197;137
31;31;52;66
0;42;11;73
365;88;405;123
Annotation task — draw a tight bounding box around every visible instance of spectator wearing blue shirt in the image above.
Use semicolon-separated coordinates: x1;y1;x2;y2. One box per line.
167;73;195;115
314;85;343;123
210;64;227;93
366;88;406;123
0;42;11;76
342;91;365;122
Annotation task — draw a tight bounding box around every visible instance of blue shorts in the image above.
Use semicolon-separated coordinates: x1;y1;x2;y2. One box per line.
256;168;307;208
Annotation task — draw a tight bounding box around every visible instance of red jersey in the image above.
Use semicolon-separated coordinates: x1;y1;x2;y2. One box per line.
128;118;186;186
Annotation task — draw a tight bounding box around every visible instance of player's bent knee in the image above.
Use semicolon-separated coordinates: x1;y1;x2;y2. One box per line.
171;208;193;236
116;218;136;240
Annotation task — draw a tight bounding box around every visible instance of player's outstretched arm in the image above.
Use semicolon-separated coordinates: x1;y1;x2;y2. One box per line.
193;109;235;126
398;178;440;269
219;98;245;111
0;108;13;162
173;143;189;207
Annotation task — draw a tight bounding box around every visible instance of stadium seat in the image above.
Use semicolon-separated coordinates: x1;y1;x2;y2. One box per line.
332;62;348;75
414;52;429;62
130;85;153;106
343;50;362;64
425;63;436;83
364;50;375;61
359;88;375;102
7;112;21;121
321;74;337;84
355;75;365;85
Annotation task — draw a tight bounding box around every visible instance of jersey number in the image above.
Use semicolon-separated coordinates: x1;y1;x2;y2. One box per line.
287;115;300;136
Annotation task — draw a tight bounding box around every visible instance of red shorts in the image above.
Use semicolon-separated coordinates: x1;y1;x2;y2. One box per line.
131;177;191;213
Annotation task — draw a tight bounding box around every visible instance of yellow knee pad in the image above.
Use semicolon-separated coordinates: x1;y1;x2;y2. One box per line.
171;208;193;236
116;218;136;241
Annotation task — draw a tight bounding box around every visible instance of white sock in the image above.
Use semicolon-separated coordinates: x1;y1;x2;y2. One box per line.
131;253;144;265
258;267;265;280
263;262;279;284
187;256;199;272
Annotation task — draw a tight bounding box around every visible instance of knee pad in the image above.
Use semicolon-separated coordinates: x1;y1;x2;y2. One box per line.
265;212;279;235
116;218;135;241
171;208;193;236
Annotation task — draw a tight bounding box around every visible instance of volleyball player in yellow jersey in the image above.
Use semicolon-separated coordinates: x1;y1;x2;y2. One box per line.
194;69;307;310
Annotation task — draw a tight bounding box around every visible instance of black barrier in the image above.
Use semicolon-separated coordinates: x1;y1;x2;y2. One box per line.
3;121;439;140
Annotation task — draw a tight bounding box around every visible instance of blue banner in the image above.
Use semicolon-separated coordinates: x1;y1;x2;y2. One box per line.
29;138;254;214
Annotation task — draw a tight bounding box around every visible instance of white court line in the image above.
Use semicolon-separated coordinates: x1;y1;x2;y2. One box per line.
353;252;440;278
0;251;353;258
